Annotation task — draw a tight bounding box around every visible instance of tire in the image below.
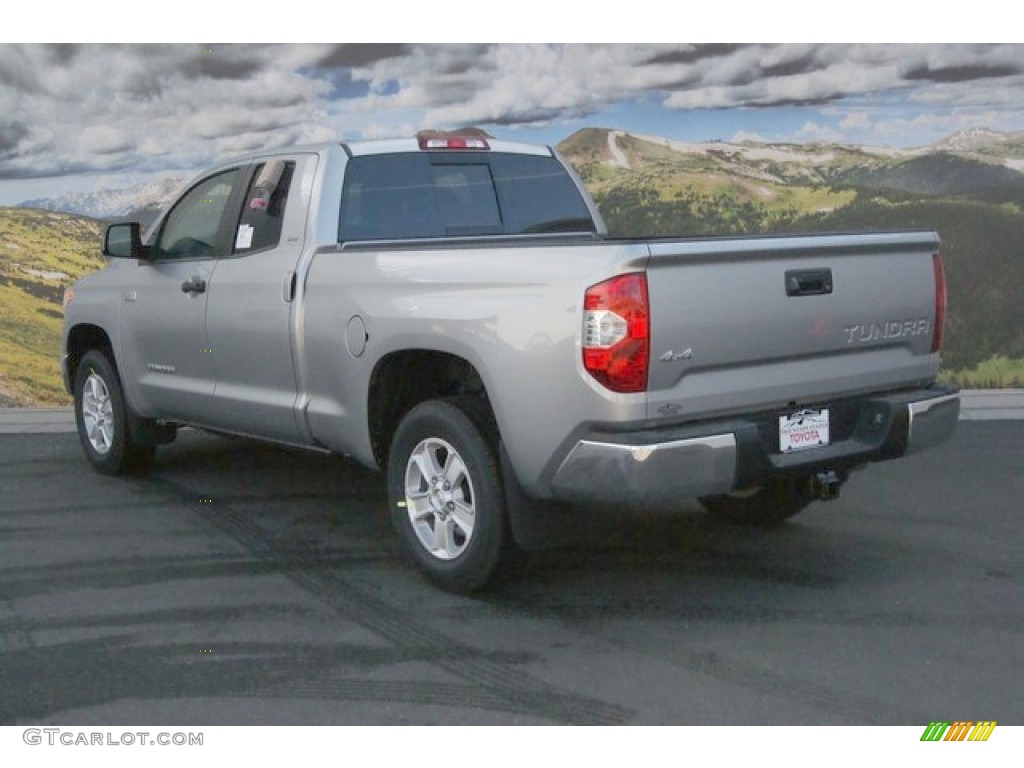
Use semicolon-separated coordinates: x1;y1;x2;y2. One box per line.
700;477;814;526
387;399;521;593
73;350;156;476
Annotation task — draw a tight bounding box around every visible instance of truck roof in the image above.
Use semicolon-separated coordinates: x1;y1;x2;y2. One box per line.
217;137;554;167
344;137;553;157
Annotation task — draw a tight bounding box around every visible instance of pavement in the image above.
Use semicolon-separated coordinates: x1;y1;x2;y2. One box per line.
0;407;78;434
2;418;1022;726
1;390;1020;435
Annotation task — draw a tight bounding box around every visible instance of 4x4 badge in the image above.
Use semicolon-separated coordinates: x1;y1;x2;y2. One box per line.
659;348;693;362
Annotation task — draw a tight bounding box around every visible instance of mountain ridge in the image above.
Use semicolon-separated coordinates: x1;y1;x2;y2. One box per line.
19;126;1024;220
557;127;1024;192
19;177;186;222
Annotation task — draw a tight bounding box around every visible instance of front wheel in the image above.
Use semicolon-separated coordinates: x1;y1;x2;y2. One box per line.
387;399;520;593
73;350;155;475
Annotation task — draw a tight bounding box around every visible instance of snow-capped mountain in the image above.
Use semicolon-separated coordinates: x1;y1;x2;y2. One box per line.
932;127;1012;152
19;178;186;220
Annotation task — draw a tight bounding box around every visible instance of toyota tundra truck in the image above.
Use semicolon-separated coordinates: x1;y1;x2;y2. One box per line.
61;134;960;592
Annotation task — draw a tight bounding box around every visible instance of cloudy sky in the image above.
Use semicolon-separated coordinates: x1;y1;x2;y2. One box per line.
2;43;1023;205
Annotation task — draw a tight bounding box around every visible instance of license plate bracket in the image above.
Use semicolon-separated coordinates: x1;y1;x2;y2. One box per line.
779;408;830;453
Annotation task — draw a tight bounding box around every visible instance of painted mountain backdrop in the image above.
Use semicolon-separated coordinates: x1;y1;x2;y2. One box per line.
1;126;1022;405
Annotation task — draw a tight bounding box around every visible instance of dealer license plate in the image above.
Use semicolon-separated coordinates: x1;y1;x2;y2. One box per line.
779;408;830;453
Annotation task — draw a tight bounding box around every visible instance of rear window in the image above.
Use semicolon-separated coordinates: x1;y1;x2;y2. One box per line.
339;152;595;242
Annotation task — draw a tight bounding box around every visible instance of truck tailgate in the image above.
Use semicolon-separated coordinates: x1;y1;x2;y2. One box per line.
644;231;942;421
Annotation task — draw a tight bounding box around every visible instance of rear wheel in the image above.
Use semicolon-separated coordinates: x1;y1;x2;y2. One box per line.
73;350;155;475
387;399;521;593
700;477;814;525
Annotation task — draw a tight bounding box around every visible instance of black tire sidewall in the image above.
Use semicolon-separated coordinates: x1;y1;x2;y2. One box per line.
73;350;148;475
701;478;812;525
387;400;507;593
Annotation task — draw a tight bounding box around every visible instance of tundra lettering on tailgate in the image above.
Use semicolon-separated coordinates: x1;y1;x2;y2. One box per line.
843;318;931;345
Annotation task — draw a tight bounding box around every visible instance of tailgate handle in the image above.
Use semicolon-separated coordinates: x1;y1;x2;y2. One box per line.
786;268;833;297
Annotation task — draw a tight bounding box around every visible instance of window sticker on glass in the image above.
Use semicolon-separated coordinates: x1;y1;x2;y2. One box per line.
235;224;254;250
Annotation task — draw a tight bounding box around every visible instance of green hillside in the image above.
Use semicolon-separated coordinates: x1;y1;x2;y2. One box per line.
831;153;1024;201
0;208;106;406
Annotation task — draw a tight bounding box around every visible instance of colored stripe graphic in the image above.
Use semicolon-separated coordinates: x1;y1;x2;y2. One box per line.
920;721;996;742
968;722;997;741
945;722;972;741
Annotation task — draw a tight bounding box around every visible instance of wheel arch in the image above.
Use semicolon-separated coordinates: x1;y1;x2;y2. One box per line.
65;323;115;391
367;349;497;469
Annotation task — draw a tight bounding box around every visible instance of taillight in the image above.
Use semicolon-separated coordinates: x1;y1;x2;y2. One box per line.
582;273;649;393
932;252;946;353
417;135;490;150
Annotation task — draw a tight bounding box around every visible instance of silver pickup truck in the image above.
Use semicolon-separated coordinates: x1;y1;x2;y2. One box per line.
61;135;959;591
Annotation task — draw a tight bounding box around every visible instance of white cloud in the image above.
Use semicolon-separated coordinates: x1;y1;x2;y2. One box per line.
868;110;1019;147
77;125;134;155
0;44;336;179
731;130;766;143
796;121;845;144
840;111;872;131
1;42;1023;200
360;123;417;140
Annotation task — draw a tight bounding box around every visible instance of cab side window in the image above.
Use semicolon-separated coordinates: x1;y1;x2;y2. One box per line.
154;168;241;259
233;160;295;254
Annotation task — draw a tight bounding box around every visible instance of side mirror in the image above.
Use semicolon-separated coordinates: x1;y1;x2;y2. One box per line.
103;222;148;259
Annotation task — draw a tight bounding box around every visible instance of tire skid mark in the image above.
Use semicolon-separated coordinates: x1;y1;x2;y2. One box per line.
442;599;1024;632
155;473;632;725
0;458;77;473
468;595;934;724
2;604;321;635
0;551;392;600
0;599;35;653
595;635;930;724
265;678;600;723
0;500;183;517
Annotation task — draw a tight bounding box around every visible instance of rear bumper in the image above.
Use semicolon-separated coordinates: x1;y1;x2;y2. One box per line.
549;384;959;504
906;390;960;454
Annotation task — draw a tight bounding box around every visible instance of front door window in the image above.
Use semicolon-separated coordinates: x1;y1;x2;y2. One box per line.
155;169;241;259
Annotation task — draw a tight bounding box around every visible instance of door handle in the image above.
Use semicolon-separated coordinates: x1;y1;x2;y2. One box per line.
181;277;206;294
785;268;833;297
